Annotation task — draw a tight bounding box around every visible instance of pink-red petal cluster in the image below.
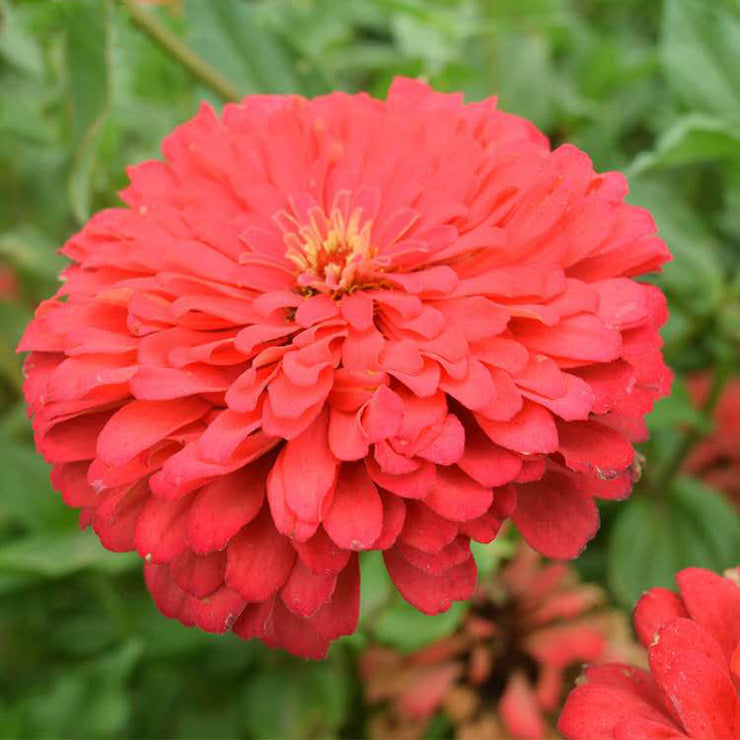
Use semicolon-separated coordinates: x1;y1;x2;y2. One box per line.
361;543;636;738
559;566;740;739
20;78;670;657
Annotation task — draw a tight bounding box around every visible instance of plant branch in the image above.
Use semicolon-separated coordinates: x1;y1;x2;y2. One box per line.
118;0;241;103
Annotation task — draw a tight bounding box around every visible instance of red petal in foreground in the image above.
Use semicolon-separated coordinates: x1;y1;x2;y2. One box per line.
384;546;476;615
225;508;296;602
512;472;599;559
323;462;383;550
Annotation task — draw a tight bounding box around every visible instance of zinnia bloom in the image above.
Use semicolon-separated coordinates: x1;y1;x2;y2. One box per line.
362;543;636;739
20;79;670;658
684;375;740;508
558;566;740;739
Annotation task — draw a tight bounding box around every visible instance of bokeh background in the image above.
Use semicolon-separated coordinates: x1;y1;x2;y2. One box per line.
1;0;739;737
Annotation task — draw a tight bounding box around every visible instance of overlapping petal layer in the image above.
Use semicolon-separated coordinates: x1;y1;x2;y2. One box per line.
21;78;670;657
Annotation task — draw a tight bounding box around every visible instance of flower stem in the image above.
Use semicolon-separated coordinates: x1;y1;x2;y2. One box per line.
118;0;241;103
652;360;732;494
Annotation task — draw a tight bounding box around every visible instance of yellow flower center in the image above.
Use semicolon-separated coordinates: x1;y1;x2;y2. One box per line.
281;195;381;296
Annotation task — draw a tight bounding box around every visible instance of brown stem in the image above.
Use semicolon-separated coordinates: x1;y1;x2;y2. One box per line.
118;0;241;103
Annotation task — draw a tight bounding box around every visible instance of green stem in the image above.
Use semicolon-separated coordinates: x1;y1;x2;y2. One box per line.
118;0;241;103
652;360;732;494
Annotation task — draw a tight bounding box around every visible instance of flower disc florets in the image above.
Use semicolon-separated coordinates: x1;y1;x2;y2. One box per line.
20;79;671;658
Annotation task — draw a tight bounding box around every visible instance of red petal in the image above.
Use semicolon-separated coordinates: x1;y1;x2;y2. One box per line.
328;407;369;461
438;359;496;411
324;462;383;550
423;466;492;522
225;508;296;601
512;472;599;559
232;598;274;641
396;536;471;575
373;491;406;550
397;501;459;554
649;618;728;686
292;527;351;575
340;292;374;330
280;559;337;618
558;681;682;740
40;410;112;463
93;482;148;552
675;568;740;660
491;483;518;518
416;414;466;466
52;461;98;507
557;420;634;477
196;407;262;463
266;599;330;660
170;549;226;598
135;492;194;563
189;586;246;633
308;554;360;640
398;662;463;719
384;547;476;615
460;510;504;543
365;457;436;499
144;562;191;623
187;464;265;555
457;427;523;487
275;409;338;524
499;672;547;740
633;588;689;649
362;385;404;442
651;650;736;740
267;366;333;420
612;717;688;739
477;401;558;454
515;313;621;363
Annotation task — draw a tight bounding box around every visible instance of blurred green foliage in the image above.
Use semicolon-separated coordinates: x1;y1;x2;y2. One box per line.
1;0;739;737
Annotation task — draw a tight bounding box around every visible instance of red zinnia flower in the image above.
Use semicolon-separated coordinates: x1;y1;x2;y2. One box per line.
20;79;670;658
362;543;637;739
684;375;740;508
558;566;740;739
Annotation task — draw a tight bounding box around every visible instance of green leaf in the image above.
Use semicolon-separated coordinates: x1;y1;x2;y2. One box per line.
628;114;740;176
24;640;142;739
0;431;66;532
608;478;740;608
628;178;724;318
77;639;144;737
0;0;45;76
488;30;557;130
242;660;350;738
0;529;138;578
647;376;710;433
63;0;114;223
661;0;740;116
0;228;66;289
183;0;306;95
373;597;468;652
358;550;394;623
471;528;518;577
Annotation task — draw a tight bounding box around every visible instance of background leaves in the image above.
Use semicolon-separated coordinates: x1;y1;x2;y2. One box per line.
0;0;739;737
